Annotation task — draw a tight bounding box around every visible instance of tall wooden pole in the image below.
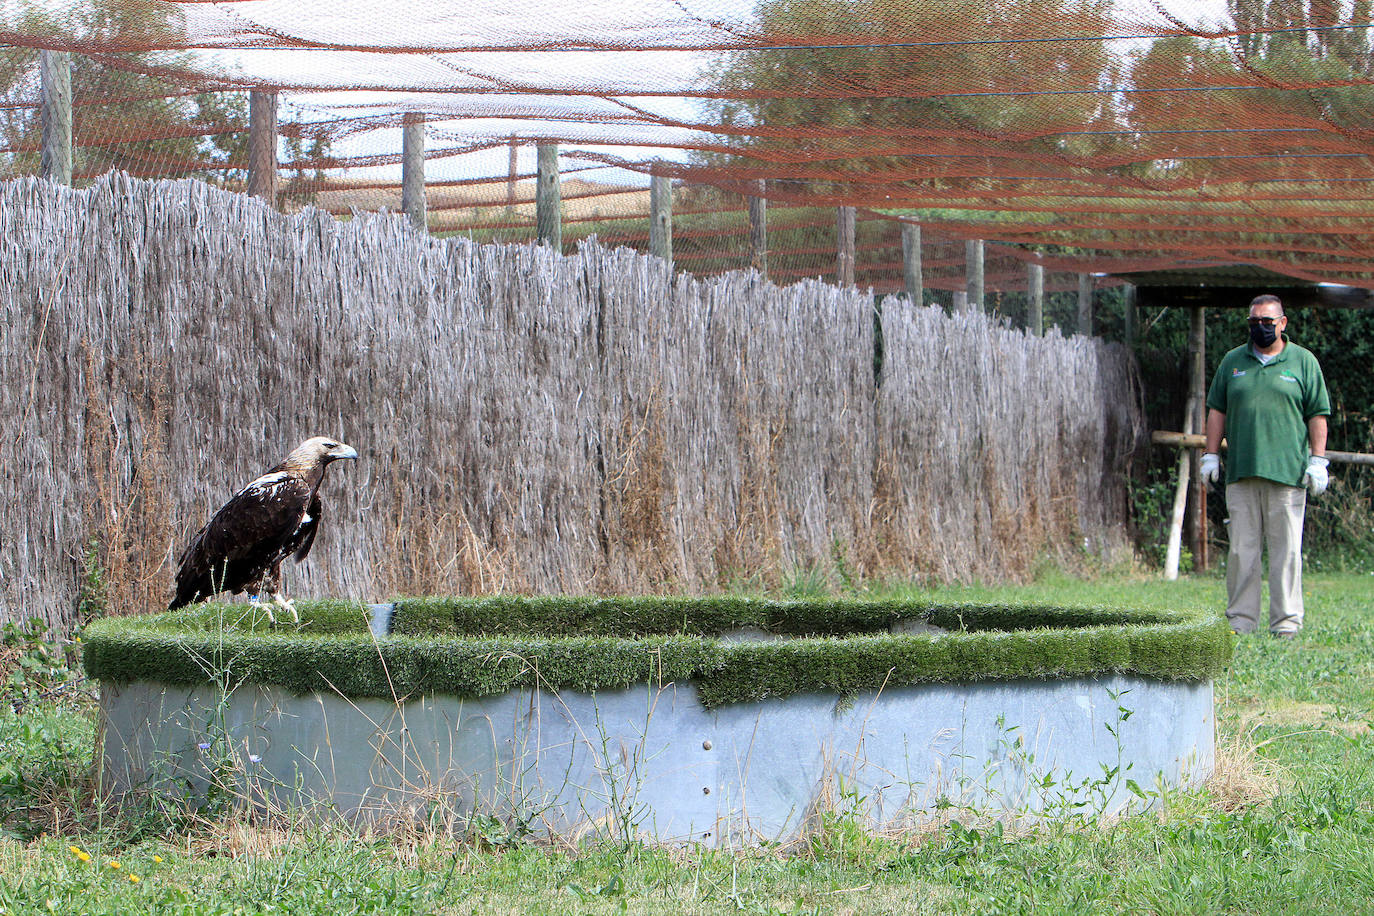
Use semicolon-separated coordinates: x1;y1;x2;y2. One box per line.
39;50;72;185
536;143;561;250
1166;304;1209;578
247;90;278;206
836;206;856;287
649;174;673;267
1123;282;1138;348
965;239;984;312
1164;407;1194;581
1188;305;1208;570
749;179;767;279
1077;273;1094;336
400;112;426;231
952;290;969;312
901;223;923;306
1027;263;1044;337
506;135;519;214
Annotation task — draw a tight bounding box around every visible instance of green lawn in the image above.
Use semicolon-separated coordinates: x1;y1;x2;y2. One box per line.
3;572;1373;915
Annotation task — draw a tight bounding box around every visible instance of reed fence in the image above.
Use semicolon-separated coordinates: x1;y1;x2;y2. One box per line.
0;174;1143;633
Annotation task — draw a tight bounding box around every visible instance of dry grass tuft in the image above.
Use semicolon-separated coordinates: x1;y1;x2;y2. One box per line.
1206;715;1286;813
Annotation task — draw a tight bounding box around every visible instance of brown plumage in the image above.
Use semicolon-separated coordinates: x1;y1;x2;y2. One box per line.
169;437;358;620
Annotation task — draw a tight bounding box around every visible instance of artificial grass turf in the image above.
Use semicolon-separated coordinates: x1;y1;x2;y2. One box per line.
81;595;1231;708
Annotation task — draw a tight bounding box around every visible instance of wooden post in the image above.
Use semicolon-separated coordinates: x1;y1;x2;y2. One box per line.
749;179;767;279
1188;305;1208;570
506;135;519;213
1123;282;1138;348
1027;262;1044;337
965;239;984;312
1166;305;1208;578
247;90;278;206
952;290;968;312
901;223;922;306
39;50;72;185
400;112;426;231
1164;407;1194;581
536;142;561;250
837;206;856;287
1077;273;1094;336
649;174;672;267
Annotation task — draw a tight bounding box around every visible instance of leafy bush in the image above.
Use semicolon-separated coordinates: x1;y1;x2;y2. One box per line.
2;618;90;715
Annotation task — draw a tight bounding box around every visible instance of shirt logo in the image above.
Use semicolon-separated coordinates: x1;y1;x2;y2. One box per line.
1232;368;1246;377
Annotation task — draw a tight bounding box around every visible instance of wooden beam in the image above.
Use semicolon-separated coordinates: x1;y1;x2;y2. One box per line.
901;223;922;306
1136;284;1374;311
1077;273;1093;336
749;179;767;279
837;206;856;287
1027;263;1044;337
400;112;426;231
1152;431;1374;467
965;239;984;311
39;50;72;185
1188;305;1207;570
506;135;519;213
247;90;278;206
1123;282;1137;347
1164;418;1192;581
536;143;561;250
649;174;673;267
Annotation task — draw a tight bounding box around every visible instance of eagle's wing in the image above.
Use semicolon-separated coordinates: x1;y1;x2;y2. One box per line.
290;493;323;563
172;473;312;607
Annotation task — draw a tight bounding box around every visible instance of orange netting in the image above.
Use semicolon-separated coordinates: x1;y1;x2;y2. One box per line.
6;0;1374;289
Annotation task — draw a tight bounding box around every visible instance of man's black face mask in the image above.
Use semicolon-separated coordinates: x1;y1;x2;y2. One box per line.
1249;319;1279;349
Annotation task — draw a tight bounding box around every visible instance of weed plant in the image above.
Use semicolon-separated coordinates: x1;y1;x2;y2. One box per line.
4;572;1374;914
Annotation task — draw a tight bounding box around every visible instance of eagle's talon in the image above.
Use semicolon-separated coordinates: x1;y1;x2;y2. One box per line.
272;592;299;625
248;594;276;624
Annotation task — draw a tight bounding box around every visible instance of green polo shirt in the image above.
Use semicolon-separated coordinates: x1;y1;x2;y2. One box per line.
1205;336;1330;486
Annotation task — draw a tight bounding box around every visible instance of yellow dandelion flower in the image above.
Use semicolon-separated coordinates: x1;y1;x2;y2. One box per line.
107;860;121;870
69;845;91;863
152;855;163;864
128;874;141;884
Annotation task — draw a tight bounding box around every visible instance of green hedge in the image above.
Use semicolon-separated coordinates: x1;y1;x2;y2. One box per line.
81;595;1231;708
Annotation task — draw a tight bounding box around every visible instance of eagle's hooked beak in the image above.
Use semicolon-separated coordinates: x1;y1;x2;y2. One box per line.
328;443;359;462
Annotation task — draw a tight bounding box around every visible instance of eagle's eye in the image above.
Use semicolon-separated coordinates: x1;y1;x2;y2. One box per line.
324;441;338;449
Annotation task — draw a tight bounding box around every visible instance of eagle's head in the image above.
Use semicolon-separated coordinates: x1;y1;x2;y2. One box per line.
284;436;359;474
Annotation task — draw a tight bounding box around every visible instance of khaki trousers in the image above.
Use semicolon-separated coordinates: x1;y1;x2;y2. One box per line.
1224;478;1307;635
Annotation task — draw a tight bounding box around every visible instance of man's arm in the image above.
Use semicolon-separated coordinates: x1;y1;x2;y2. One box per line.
1308;414;1328;457
1205;408;1226;454
1200;408;1226;485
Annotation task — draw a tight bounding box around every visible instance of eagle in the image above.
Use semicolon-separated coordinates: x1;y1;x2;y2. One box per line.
169;436;359;622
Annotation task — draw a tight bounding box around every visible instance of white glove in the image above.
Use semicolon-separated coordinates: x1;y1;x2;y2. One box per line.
1304;455;1330;496
1200;453;1221;486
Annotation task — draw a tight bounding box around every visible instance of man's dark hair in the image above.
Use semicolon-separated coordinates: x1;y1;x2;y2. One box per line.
1250;293;1284;314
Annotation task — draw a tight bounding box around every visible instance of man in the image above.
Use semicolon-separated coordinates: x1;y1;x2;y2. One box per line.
1201;294;1330;638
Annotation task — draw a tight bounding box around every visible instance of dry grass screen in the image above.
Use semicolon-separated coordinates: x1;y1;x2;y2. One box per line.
0;175;1141;632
